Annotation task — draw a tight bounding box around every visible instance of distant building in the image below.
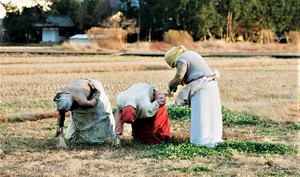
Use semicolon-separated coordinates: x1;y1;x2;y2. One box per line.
69;34;92;47
69;34;111;47
33;15;74;43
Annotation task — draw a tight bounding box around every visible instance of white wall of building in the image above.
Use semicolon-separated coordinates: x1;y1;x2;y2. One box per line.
42;27;66;43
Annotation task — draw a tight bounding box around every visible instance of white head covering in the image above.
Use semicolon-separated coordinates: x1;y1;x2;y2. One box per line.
54;93;72;112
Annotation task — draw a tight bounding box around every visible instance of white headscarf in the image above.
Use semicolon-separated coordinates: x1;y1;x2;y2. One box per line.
54;93;72;112
164;46;186;68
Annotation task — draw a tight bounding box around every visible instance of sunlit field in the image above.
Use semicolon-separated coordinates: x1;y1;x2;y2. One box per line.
1;54;298;122
0;54;299;176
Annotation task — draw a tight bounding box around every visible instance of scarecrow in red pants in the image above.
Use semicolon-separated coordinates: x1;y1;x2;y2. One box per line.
115;83;171;145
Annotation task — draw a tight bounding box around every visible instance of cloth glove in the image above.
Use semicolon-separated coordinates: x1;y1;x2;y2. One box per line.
114;135;121;148
154;91;166;106
55;125;68;149
55;125;63;137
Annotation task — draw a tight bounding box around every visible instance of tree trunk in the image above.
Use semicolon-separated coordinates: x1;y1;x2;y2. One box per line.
226;11;233;43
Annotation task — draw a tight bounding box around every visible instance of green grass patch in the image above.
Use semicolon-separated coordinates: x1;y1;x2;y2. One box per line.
144;143;231;159
258;127;288;136
287;122;300;130
166;105;296;130
260;170;288;177
142;141;296;160
222;141;296;155
222;107;267;126
173;166;211;173
166;105;271;126
42;124;68;131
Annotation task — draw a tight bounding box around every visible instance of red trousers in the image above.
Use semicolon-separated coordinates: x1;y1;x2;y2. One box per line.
131;105;171;145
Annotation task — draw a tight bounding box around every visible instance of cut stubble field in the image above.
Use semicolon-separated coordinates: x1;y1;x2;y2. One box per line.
0;54;299;176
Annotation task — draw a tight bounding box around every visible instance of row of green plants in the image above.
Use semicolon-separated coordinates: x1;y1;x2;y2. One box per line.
112;105;297;161
158;105;298;159
167;105;300;130
142;140;296;160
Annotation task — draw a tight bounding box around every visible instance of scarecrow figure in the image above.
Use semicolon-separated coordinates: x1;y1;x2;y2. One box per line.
164;46;223;147
53;79;117;147
115;83;171;145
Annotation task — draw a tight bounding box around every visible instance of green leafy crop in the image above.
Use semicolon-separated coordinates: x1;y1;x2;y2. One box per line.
166;105;269;126
221;107;266;126
215;141;296;155
143;141;296;160
145;143;231;159
167;105;191;120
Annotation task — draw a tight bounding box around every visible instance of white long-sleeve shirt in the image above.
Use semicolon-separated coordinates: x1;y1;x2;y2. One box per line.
116;83;160;119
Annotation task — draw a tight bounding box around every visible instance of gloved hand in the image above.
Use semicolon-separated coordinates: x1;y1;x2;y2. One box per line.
154;91;166;106
169;86;177;93
55;125;63;137
55;125;68;149
114;135;121;148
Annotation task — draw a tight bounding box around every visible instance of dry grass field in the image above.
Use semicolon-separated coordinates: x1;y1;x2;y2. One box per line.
0;50;299;176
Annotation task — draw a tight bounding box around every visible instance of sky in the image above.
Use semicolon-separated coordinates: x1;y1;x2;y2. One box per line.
0;0;52;18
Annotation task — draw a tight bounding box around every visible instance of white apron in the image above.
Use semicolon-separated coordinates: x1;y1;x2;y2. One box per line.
65;79;116;143
175;72;223;147
190;81;223;147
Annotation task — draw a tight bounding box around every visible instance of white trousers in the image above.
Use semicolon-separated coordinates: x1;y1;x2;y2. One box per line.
190;81;223;147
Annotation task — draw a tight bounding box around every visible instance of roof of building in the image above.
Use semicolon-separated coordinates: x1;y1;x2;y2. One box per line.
70;34;91;39
46;15;74;27
70;34;110;39
33;15;74;28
